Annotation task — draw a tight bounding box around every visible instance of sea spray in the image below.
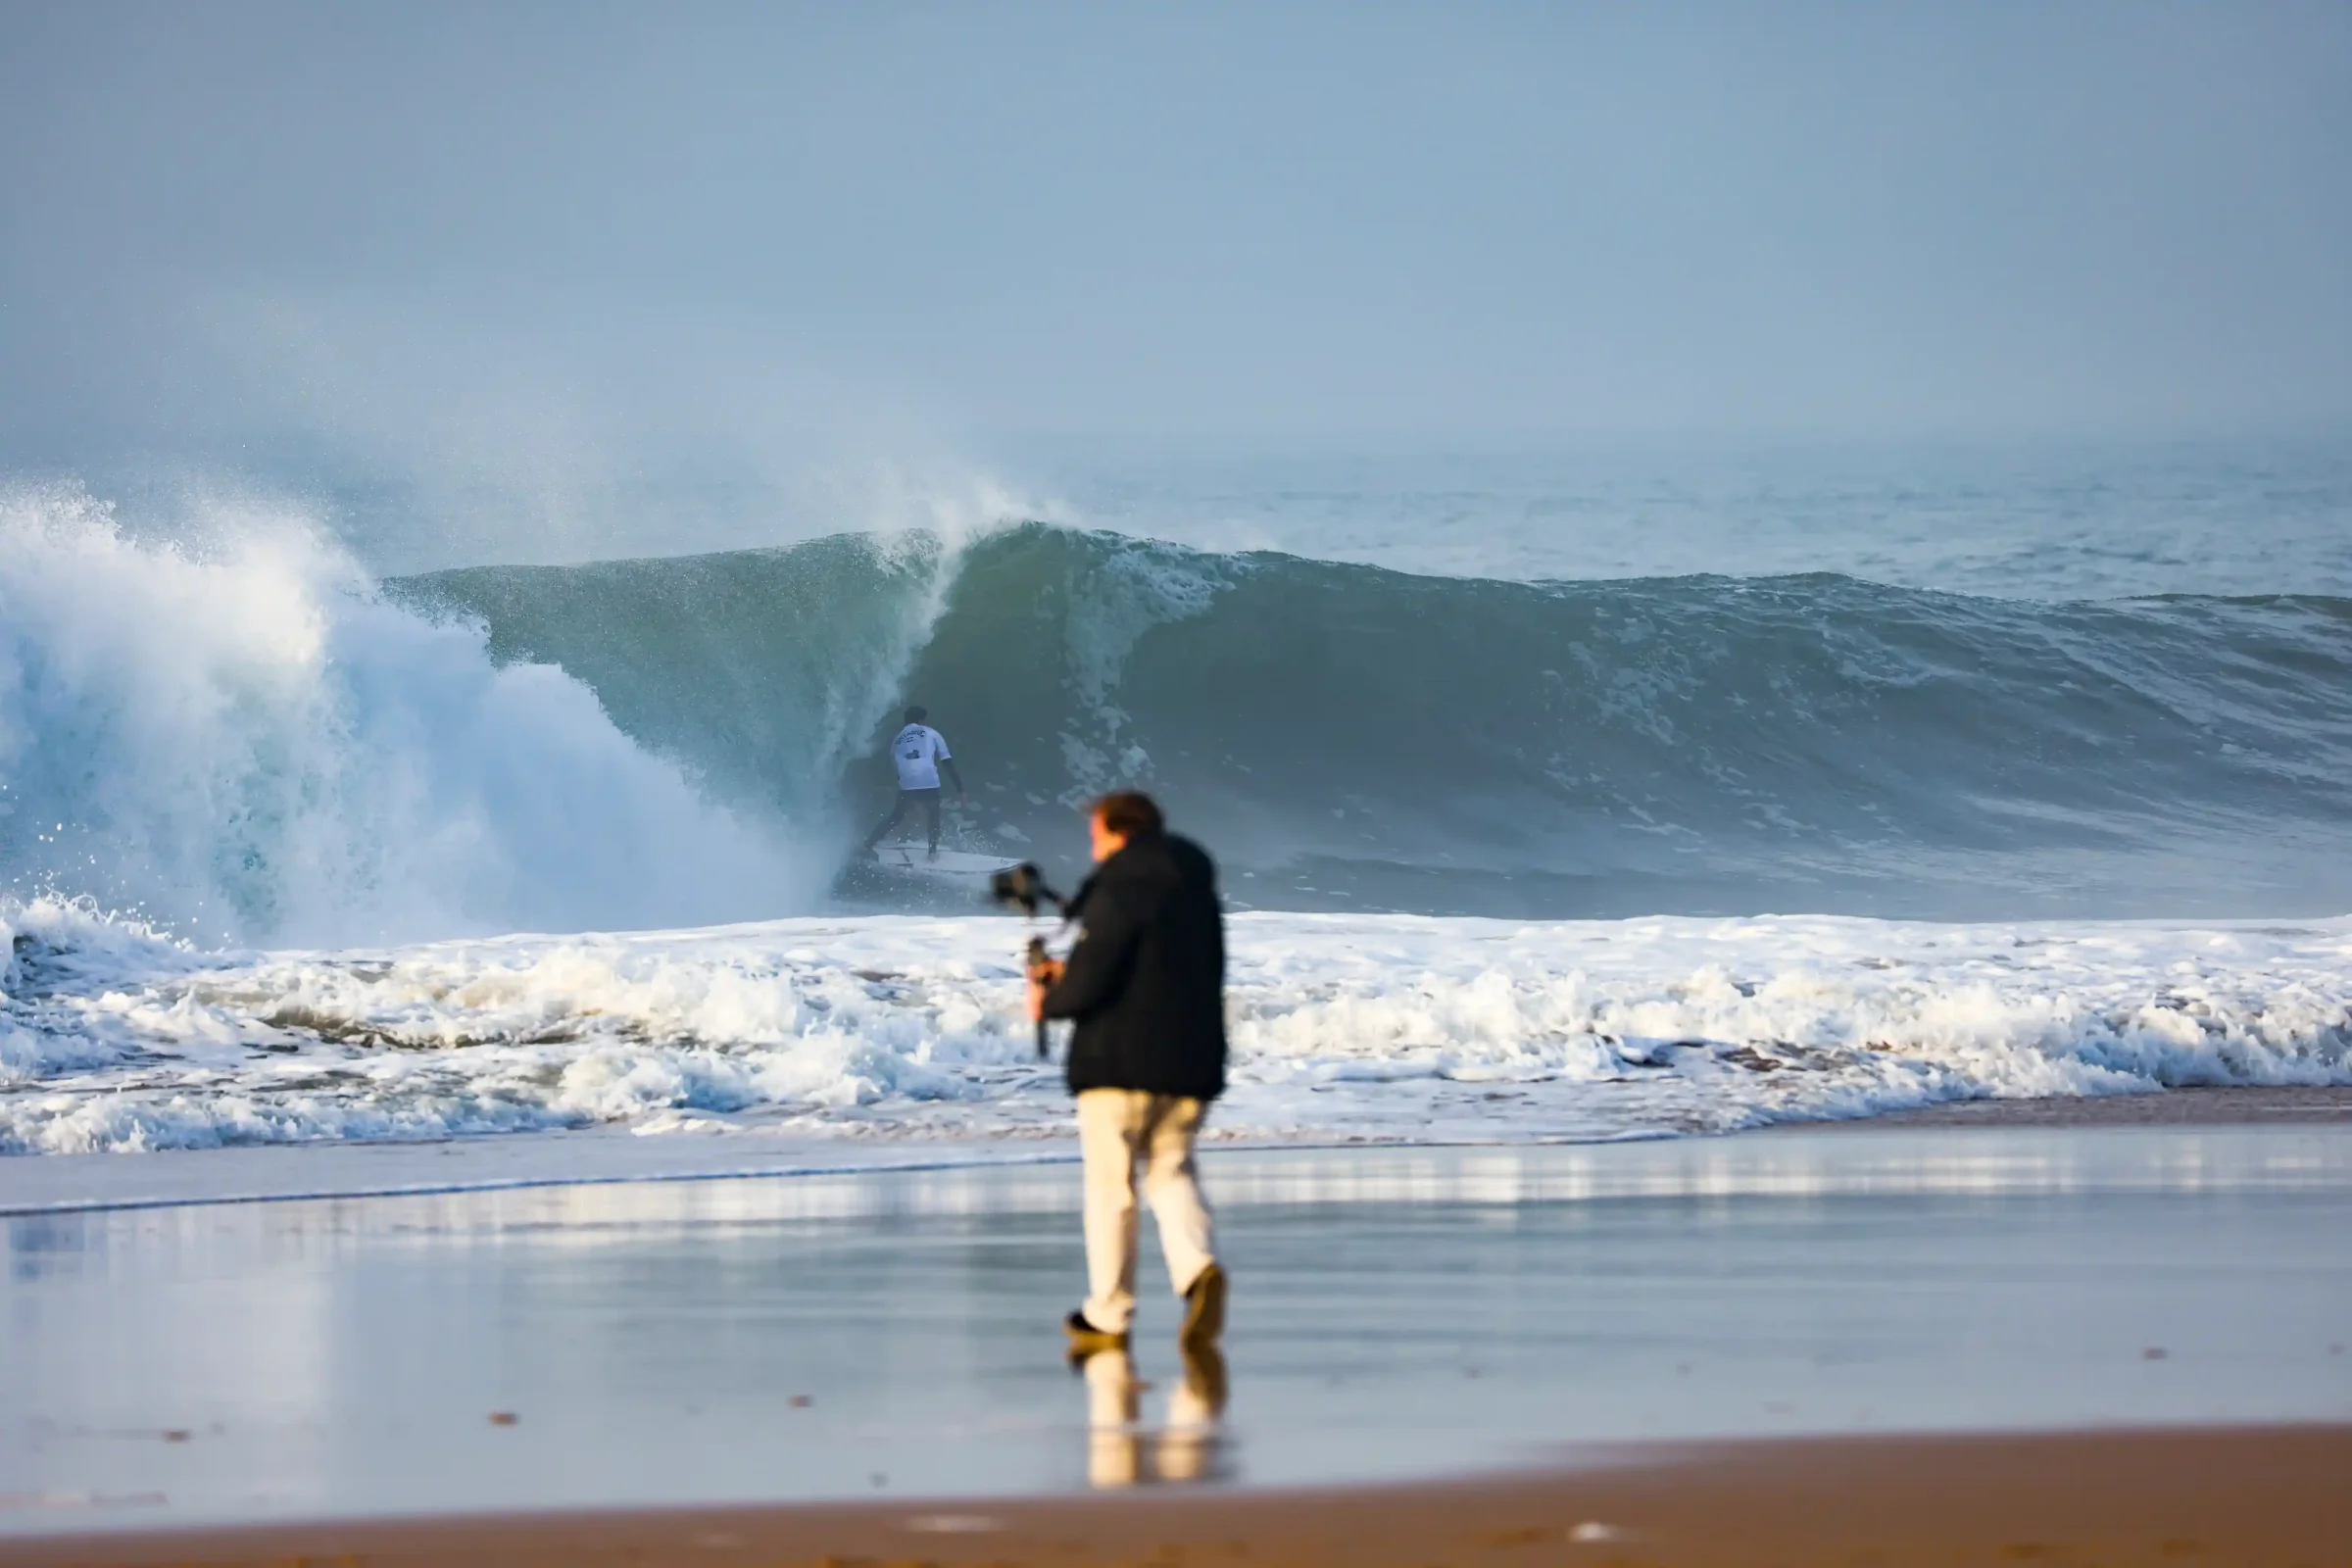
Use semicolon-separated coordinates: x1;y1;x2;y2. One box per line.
0;484;816;946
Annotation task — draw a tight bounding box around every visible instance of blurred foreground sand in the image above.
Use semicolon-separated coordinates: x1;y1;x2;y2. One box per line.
5;1426;2346;1568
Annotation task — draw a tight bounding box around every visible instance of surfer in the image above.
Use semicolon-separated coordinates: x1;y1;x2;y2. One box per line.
1028;790;1229;1355
862;706;966;858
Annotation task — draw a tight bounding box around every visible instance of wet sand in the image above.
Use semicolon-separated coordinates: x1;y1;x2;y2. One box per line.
3;1425;2345;1566
11;1086;2352;1221
7;1130;2349;1530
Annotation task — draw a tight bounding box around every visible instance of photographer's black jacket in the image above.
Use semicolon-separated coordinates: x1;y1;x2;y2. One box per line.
1041;830;1227;1101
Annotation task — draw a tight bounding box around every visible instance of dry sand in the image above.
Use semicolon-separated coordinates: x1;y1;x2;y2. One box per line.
5;1425;2345;1568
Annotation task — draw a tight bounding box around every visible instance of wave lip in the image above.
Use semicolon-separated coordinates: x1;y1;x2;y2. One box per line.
5;903;2347;1156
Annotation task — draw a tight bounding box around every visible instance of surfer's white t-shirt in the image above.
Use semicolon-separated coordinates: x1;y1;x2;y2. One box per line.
892;723;953;791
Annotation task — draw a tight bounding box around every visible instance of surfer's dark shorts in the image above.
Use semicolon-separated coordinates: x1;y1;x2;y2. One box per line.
873;787;944;844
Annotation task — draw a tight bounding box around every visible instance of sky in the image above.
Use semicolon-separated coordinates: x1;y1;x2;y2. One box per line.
3;1;2348;488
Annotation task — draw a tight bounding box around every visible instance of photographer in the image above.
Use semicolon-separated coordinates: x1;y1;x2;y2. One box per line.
1027;791;1228;1354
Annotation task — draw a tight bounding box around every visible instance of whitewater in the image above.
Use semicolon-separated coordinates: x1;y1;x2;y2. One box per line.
7;896;2349;1156
4;454;2350;1160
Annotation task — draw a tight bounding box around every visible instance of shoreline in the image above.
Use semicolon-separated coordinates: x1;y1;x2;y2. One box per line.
4;1084;2350;1216
5;1425;2345;1566
1774;1082;2352;1130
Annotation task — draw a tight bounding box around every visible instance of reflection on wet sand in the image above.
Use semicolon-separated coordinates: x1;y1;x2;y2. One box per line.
9;1132;2349;1522
1079;1344;1231;1488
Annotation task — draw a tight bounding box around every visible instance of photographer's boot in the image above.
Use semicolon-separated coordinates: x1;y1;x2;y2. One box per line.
1180;1262;1227;1348
1065;1309;1129;1354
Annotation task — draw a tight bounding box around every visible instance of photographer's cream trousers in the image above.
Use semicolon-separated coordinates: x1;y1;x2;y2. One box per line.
1077;1089;1218;1335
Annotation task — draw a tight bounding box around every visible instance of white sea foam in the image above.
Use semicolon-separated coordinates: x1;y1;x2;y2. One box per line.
4;899;2345;1156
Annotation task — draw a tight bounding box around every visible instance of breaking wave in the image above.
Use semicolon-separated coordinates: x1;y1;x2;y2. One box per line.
6;491;2350;1159
402;522;2352;920
0;486;821;946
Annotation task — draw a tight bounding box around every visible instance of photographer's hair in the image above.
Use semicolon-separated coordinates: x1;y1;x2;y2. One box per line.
904;705;928;724
1090;790;1165;839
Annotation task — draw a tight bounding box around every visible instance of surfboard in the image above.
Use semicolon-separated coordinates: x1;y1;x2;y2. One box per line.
869;846;1024;880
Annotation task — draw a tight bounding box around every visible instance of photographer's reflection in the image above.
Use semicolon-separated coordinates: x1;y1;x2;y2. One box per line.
1076;1342;1231;1488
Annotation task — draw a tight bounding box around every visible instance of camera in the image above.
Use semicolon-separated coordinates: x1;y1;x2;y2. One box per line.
989;861;1063;917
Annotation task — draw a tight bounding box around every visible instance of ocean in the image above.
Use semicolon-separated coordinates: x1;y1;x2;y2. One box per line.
4;440;2349;1158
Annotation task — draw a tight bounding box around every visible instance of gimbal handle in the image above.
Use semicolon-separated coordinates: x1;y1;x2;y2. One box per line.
1026;935;1054;1059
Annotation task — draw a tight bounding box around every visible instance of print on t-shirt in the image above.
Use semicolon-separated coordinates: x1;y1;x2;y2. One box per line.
892;723;952;791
